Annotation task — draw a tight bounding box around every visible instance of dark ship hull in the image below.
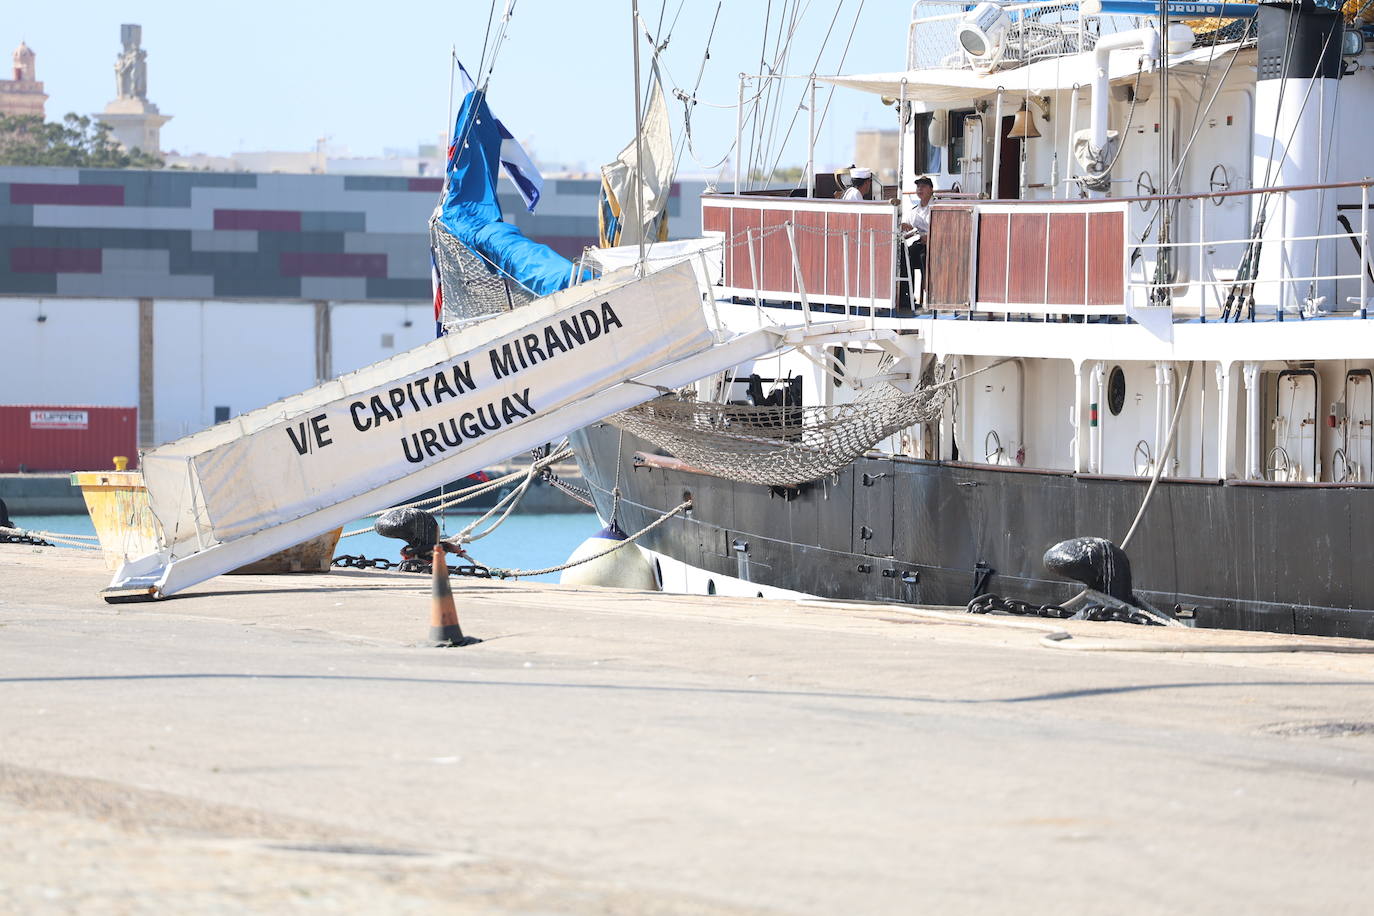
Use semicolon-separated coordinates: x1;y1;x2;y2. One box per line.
572;423;1374;639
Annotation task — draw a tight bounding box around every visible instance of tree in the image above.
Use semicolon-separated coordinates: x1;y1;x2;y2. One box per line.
0;113;164;169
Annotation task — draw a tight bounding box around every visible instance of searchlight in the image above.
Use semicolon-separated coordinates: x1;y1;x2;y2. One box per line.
956;2;1011;60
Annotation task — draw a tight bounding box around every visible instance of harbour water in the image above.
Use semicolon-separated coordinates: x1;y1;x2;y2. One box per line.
12;511;602;583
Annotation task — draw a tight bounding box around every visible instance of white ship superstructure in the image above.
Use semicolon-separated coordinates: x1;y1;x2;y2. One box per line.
568;0;1374;636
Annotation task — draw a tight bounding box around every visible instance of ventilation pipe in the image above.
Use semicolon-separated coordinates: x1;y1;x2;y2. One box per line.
1086;24;1193;198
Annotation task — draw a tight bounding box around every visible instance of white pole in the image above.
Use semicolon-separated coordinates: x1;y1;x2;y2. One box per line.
1244;361;1261;479
1362;181;1370;318
1065;84;1080;198
786;221;812;326
990;87;1005;200
898;78;909;189
631;0;648;272
807;76;817;196
735;74;745;196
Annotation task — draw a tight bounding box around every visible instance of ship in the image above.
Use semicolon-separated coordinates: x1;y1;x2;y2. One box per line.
545;0;1374;638
97;1;1374;631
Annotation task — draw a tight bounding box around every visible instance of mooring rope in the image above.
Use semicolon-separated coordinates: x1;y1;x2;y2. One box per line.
336;448;576;540
0;526;100;550
486;499;691;579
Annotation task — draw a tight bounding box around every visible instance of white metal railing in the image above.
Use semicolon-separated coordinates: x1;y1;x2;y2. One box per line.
1123;180;1374;321
907;0;1148;72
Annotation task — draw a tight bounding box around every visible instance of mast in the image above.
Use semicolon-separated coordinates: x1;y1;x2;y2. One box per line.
631;0;648;272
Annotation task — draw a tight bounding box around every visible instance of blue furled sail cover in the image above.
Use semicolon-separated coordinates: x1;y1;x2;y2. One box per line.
438;91;574;297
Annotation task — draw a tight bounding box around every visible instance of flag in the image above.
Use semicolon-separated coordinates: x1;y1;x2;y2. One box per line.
454;58;543;213
439;87;576;297
430;246;445;337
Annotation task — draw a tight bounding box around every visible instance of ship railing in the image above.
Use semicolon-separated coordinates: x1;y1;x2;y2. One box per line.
701;193;902;326
907;0;1143;72
1123;178;1374;321
923;198;1131;315
921;179;1374;321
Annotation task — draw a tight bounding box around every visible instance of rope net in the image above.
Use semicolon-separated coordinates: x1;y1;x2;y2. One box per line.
430;215;538;330
609;363;952;487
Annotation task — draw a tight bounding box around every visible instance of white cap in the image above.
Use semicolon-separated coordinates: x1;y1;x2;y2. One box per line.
851;167;873;180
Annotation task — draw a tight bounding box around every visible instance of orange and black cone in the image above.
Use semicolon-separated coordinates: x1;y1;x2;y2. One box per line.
429;544;480;647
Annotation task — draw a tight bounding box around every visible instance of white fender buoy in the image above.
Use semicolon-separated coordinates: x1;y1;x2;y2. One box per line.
559;521;659;590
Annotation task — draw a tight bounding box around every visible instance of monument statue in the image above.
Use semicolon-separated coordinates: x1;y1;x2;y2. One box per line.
114;24;147;101
100;23;169;155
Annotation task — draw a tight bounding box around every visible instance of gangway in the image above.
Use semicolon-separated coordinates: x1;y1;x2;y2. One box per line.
104;263;866;601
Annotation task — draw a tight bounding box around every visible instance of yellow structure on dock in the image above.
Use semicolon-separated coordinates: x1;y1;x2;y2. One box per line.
72;470;341;574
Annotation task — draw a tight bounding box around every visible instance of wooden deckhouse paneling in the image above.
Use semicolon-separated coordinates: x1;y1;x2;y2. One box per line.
701;194;898;310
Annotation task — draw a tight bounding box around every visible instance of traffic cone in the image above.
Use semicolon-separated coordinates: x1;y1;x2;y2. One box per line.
429;544;479;647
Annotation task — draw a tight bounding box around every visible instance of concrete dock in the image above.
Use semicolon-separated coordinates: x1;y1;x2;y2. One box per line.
3;546;1374;914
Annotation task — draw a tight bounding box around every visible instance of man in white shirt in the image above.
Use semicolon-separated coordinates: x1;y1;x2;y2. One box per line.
901;175;934;240
899;176;935;309
841;167;874;201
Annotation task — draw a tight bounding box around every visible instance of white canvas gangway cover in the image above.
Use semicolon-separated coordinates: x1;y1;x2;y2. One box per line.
112;262;795;599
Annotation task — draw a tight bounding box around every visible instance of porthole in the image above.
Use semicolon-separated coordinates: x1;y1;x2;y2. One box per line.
1107;366;1126;416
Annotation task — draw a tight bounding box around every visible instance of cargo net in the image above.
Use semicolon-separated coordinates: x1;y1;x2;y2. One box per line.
430;215;538;331
609;362;951;487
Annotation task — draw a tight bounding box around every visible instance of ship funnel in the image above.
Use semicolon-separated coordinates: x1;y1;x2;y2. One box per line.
1253;0;1344;316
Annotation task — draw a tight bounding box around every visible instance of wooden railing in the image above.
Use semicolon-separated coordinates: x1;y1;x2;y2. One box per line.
701;193;900;311
924;200;1129;313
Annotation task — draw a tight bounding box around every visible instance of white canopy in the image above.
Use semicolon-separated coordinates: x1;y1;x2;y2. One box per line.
817;41;1248;104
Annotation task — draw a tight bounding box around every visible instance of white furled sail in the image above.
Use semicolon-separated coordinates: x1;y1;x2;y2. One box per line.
600;78;675;248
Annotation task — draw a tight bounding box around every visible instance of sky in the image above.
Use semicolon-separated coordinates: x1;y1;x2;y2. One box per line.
6;0;914;178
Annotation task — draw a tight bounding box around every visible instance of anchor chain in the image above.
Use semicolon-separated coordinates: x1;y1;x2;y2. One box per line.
1;531;54;547
331;554;492;578
967;592;1165;627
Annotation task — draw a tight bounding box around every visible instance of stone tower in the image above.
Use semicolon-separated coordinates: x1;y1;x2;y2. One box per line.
0;41;48;117
99;24;171;155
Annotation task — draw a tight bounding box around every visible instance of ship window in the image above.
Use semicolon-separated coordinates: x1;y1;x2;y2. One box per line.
1107;366;1126;416
214;406;230;423
948;108;974;175
911;112;941;175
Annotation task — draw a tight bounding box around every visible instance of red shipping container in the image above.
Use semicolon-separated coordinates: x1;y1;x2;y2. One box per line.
0;406;139;473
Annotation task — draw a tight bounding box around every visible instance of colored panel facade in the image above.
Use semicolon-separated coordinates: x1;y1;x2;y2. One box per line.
0;167;713;303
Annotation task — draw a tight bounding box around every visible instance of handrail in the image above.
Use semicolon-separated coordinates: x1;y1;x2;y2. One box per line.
942;178;1374;208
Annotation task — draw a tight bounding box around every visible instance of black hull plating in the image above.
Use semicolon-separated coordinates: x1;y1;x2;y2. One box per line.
572;424;1374;639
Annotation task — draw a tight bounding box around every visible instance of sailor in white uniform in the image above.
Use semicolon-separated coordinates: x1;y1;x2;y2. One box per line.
840;167;874;201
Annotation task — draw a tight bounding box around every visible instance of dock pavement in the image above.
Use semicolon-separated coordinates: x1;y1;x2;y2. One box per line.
3;545;1374;914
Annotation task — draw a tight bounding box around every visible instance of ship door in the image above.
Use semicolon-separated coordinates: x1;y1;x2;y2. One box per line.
853;458;894;558
1342;369;1373;481
960;113;985;197
1268;369;1319;481
1186;88;1252;315
996;116;1022;200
